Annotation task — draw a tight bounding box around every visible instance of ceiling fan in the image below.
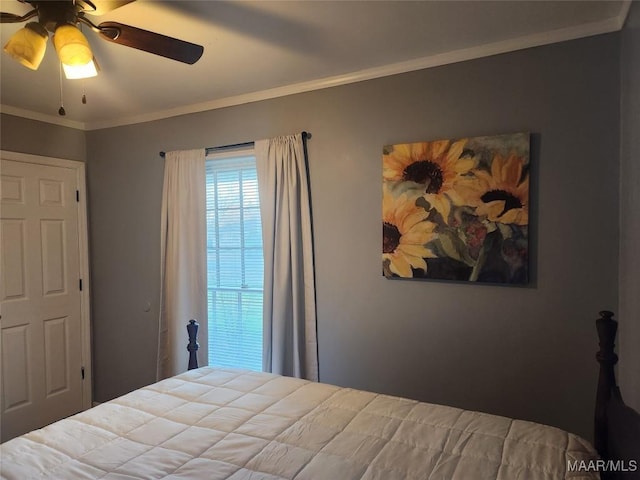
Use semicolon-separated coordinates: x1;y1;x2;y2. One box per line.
1;0;204;73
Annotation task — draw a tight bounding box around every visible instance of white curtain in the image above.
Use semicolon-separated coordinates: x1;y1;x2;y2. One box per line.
255;133;318;381
157;149;208;379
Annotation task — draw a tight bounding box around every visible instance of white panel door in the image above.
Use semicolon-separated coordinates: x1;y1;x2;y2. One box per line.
0;157;86;442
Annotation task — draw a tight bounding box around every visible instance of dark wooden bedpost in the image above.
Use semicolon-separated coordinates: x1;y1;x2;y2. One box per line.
187;319;199;370
594;310;620;458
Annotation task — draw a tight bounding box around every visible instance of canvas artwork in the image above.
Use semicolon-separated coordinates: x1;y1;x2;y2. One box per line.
382;132;530;284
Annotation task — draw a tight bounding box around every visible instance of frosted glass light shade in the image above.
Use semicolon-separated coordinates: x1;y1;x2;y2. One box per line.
3;23;48;70
53;24;93;66
63;58;98;79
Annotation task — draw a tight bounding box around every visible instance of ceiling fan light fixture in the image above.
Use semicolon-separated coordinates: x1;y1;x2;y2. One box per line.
3;22;48;70
63;57;99;79
53;24;93;66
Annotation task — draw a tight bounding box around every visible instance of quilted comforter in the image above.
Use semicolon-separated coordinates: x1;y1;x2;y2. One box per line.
0;367;599;479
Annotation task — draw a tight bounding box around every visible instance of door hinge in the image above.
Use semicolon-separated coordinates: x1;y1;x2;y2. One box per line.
76;190;80;202
81;366;85;380
79;279;83;291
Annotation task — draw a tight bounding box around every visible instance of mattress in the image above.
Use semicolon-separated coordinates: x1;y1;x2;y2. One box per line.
0;367;599;479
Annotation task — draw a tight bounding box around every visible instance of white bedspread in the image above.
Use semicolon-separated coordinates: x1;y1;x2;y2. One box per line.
1;367;599;479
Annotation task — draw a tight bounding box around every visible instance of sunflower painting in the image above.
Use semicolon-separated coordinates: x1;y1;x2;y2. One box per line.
382;132;530;284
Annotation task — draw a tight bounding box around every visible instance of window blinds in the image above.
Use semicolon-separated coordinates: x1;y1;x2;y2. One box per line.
205;155;263;371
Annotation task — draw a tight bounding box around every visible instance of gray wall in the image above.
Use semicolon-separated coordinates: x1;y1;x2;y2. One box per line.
86;33;620;440
0;113;86;161
620;2;640;412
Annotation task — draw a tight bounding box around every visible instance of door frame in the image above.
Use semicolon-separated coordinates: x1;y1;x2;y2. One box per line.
1;150;92;410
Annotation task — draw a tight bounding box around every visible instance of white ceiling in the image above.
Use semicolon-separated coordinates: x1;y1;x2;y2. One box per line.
0;0;630;130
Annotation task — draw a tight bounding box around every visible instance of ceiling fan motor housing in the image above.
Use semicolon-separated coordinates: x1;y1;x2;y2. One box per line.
29;0;94;33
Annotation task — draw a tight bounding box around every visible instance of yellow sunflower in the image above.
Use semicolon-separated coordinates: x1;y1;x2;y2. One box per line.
382;192;438;277
383;139;477;221
459;153;529;225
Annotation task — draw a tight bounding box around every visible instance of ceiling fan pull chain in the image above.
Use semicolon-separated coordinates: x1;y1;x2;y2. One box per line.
58;62;66;116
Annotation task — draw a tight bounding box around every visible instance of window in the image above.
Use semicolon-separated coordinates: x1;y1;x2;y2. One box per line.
205;150;263;371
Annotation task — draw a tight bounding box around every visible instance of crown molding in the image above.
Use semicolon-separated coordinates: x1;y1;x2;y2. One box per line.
618;0;633;29
0;104;86;130
3;2;632;132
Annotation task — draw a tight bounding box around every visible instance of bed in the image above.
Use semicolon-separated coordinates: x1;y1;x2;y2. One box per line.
0;312;637;480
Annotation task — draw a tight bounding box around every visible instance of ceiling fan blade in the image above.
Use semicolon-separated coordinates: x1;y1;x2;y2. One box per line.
97;21;203;65
87;0;136;16
1;9;37;23
1;12;23;22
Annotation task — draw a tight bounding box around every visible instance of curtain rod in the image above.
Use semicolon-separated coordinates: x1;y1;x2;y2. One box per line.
159;131;310;158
